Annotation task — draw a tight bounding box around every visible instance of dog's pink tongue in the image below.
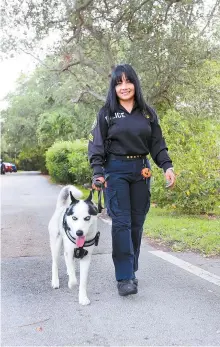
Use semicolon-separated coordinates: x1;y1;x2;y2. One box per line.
76;236;85;247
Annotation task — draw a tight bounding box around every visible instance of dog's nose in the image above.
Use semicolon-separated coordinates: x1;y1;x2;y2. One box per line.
76;230;84;237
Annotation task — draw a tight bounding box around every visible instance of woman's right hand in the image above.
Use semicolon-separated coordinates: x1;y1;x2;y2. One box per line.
92;176;105;190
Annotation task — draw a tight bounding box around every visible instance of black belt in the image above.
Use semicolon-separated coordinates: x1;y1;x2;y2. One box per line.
107;154;146;160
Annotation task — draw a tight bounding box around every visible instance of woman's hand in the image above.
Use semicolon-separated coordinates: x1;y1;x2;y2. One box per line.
92;176;105;191
164;168;176;189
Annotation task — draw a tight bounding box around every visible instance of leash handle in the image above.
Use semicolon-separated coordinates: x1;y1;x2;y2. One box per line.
91;179;104;213
92;179;104;189
91;189;103;213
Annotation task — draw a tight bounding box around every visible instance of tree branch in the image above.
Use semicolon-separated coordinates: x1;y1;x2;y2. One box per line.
200;0;220;36
186;4;194;27
18;48;57;71
85;84;106;101
83;58;109;76
61;61;80;71
75;0;94;12
164;3;173;23
71;91;88;103
47;17;68;27
71;86;105;103
114;0;149;25
19;48;79;76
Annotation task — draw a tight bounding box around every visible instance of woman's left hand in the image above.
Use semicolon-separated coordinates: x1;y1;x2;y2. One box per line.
164;168;176;188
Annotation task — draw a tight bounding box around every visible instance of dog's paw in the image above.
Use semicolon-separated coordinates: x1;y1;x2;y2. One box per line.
79;296;91;306
68;278;78;289
52;279;60;289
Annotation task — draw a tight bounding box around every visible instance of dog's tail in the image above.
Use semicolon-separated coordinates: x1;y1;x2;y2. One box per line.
56;185;83;209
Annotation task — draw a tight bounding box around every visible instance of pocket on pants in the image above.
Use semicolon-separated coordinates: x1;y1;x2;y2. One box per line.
145;188;151;214
106;188;119;217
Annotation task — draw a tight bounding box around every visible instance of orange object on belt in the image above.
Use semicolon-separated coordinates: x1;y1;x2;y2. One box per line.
141;168;151;178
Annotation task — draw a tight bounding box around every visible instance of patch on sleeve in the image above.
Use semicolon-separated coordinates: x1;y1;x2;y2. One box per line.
145;114;150;119
89;133;94;142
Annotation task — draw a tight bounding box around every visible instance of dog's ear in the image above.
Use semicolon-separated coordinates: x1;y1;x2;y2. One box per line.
84;190;93;202
70;191;79;204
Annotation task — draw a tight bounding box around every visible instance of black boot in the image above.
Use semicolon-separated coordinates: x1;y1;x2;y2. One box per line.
117;280;138;296
133;278;138;286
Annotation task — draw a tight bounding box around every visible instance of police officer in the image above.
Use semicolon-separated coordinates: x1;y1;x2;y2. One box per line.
88;64;175;297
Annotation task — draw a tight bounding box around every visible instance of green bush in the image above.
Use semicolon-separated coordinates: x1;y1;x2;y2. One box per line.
46;140;92;184
150;110;220;214
18;147;46;172
68;140;92;184
46;141;75;183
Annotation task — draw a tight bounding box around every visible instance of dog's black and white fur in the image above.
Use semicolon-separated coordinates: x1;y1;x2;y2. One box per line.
48;185;98;305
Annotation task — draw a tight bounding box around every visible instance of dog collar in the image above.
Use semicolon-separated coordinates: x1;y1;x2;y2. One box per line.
63;214;100;248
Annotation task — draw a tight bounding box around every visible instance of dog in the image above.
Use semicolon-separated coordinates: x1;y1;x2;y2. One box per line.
48;185;99;305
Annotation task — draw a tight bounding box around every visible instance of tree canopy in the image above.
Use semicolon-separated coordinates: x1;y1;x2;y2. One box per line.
1;0;220;169
1;0;220;105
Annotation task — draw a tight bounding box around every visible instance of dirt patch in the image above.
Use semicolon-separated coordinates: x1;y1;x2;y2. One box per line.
142;236;173;252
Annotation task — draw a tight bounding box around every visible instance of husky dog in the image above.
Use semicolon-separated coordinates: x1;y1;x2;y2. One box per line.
48;185;99;305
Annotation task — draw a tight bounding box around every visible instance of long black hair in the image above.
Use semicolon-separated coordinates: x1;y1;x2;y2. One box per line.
105;64;153;117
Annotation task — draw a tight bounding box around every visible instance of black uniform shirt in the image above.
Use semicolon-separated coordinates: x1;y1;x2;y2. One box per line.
88;104;173;176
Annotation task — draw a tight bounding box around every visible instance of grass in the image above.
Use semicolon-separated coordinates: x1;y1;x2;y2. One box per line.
144;207;220;256
76;185;220;257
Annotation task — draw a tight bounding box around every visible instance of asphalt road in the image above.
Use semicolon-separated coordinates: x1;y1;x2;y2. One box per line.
1;172;220;346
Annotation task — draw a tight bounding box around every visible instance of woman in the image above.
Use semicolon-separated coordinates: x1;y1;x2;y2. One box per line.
88;64;175;296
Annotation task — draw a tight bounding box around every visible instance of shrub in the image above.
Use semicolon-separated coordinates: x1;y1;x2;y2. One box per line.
46;139;92;184
18;147;46;172
68;139;92;184
46;141;75;183
150;110;220;214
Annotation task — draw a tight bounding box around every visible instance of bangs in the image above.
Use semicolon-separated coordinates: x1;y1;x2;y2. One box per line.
111;65;135;87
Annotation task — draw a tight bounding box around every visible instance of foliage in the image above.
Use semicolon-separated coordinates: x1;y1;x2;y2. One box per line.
1;0;220;108
37;108;77;148
0;73;50;167
68;140;92;184
46;139;91;184
1;0;220;161
150;110;220;214
175;60;220;120
3;91;47;150
46;141;75;183
18;147;47;172
0;63;100;170
1;0;220;217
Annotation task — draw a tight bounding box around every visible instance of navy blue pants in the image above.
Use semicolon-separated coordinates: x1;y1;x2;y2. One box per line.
104;158;151;281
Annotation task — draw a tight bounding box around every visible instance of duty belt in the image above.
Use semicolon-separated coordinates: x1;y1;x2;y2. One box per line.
107;154;146;160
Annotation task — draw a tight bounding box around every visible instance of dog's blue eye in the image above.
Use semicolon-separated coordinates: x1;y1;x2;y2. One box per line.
72;216;78;221
84;216;91;221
